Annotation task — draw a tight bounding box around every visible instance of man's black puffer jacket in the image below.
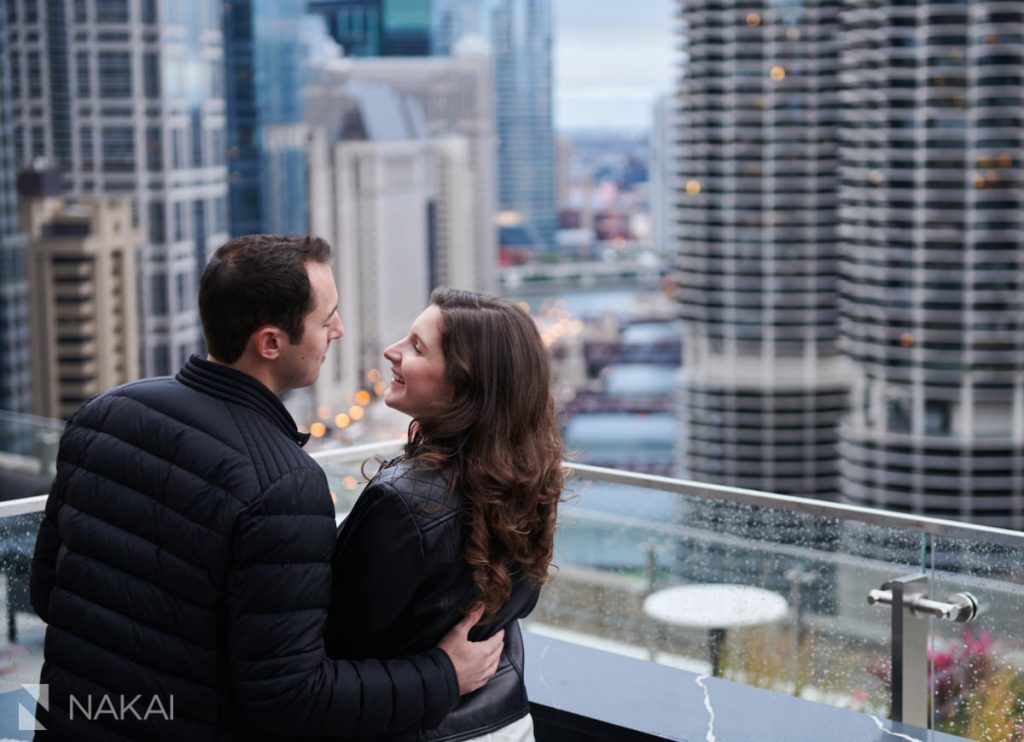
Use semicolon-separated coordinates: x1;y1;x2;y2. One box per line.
30;357;458;741
326;458;540;741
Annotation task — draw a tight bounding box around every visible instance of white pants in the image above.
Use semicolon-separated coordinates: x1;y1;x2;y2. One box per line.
462;713;535;742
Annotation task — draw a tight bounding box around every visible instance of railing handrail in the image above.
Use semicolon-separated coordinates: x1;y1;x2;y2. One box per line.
3;438;1023;548
568;462;1024;548
310;441;1024;548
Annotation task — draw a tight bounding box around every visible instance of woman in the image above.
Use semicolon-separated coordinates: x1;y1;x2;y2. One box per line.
326;288;563;741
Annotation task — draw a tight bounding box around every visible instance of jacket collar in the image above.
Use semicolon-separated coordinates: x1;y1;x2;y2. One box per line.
176;355;311;447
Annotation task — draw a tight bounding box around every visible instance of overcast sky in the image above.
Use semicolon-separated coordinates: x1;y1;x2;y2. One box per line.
553;0;676;132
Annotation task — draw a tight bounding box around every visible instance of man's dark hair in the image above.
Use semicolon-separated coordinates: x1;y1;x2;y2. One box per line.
199;234;332;363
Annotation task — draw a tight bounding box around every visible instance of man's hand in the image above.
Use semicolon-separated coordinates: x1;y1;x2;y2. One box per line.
438;604;505;695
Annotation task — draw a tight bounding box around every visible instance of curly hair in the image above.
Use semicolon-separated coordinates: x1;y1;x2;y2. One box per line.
405;288;563;622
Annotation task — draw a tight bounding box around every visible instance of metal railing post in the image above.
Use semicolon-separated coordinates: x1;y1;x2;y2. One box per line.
867;575;979;729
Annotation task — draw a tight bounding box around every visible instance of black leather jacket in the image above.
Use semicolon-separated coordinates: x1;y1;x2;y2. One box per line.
326;458;539;741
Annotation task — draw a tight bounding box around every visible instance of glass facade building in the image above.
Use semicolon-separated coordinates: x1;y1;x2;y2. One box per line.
490;0;556;253
308;0;432;57
224;0;309;237
0;6;31;414
837;1;1024;528
6;0;229;379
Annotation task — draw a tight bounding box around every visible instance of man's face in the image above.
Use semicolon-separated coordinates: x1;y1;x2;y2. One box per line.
276;261;343;391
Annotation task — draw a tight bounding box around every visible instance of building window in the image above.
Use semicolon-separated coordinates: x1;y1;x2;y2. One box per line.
96;0;129;23
73;0;87;23
213;196;227;234
153;344;171;375
141;0;157;24
210;128;225;166
148;200;165;244
146;126;163;172
31;126;45;158
143;53;160;99
173;202;186;241
102;126;135;172
80;126;94;171
10;53;20;98
150;274;168;315
925;400;952;436
98;51;132;98
27;51;42;97
191;111;203;167
887;398;912;434
171;128;183;169
175;272;190;314
76;51;91;98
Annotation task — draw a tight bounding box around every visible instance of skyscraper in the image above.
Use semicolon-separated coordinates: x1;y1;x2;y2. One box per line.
309;0;432;57
837;1;1024;528
490;0;557;253
6;0;229;377
0;6;31;414
322;44;497;290
305;82;437;418
18;168;140;420
224;0;309;237
675;1;850;499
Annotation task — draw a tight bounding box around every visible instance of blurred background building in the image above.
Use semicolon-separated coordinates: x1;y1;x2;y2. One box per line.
837;1;1024;529
0;6;31;415
674;1;851;501
18;167;140;420
328;43;497;291
6;0;229;377
490;0;557;254
310;0;433;57
224;0;309;236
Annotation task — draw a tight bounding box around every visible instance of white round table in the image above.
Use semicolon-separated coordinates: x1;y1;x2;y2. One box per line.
643;584;790;676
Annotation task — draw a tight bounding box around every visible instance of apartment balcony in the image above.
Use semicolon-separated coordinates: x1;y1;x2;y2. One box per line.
2;428;1022;739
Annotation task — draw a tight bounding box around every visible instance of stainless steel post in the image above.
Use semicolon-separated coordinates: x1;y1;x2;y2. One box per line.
867;575;979;729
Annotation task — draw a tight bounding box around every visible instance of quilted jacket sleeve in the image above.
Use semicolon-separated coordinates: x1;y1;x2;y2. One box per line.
29;478;62;623
225;468;459;737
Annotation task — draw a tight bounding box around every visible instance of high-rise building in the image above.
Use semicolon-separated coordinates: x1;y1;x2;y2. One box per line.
305;80;474;419
6;0;229;377
224;0;309;237
314;43;496;290
0;7;31;414
674;0;851;500
490;0;556;253
433;0;556;254
309;0;432;57
18;168;140;420
837;1;1024;528
432;0;486;56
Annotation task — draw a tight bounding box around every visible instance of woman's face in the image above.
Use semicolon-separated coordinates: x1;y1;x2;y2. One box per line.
383;305;454;420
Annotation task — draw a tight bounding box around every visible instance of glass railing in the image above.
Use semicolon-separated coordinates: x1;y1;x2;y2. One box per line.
0;411;64;479
0;437;1019;739
317;443;1024;739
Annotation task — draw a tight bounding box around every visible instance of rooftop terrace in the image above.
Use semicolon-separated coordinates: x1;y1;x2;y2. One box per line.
0;416;1019;739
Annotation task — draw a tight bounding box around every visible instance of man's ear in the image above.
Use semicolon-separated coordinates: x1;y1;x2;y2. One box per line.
251;326;283;361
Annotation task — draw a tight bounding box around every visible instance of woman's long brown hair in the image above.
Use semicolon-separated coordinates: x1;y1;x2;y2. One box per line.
406;288;563;621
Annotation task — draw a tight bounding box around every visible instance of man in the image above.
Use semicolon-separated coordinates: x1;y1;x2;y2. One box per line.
30;235;503;740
